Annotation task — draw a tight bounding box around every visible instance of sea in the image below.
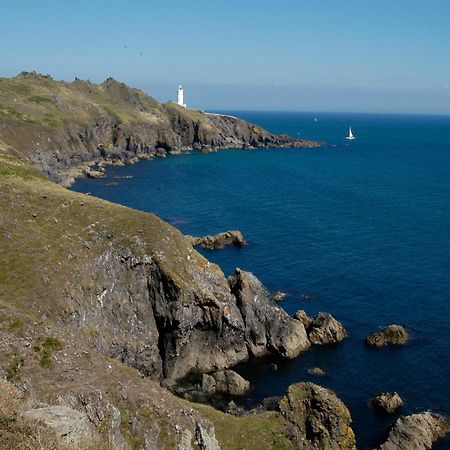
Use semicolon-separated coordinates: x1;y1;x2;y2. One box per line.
72;112;450;449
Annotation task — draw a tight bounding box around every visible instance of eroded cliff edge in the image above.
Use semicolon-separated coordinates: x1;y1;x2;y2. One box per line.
0;72;318;186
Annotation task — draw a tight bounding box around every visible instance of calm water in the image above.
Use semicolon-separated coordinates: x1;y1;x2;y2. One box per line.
72;112;450;449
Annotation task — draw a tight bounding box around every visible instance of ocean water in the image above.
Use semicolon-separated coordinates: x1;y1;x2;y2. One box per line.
72;112;450;449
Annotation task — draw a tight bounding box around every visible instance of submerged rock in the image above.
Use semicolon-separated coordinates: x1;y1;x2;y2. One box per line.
307;367;327;376
365;324;408;347
295;310;348;345
201;370;250;396
378;412;448;449
278;382;356;450
188;230;246;249
372;392;404;414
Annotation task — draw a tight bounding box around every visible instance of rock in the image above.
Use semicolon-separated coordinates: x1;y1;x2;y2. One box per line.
188;230;246;249
272;291;286;301
177;429;194;450
201;370;250;396
298;311;348;345
21;406;95;446
278;382;356;449
85;169;105;178
365;324;408;347
372;392;404;414
60;390;127;449
307;367;326;376
378;412;448;450
229;268;310;359
195;420;221;450
293;309;313;328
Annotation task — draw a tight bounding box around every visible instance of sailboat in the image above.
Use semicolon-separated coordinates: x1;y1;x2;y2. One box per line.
346;126;355;140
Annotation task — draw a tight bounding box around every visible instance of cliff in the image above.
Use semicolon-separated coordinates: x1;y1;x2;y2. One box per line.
0;72;318;185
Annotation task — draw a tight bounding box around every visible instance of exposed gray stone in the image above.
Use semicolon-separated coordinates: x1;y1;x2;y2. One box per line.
378;412;448;449
21;406;95;446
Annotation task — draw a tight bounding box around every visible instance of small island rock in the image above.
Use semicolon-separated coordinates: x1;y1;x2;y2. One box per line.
378;412;448;450
188;230;246;249
295;311;348;345
365;324;408;347
372;392;404;414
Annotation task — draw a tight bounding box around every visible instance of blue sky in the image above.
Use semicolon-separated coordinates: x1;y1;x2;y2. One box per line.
2;0;450;113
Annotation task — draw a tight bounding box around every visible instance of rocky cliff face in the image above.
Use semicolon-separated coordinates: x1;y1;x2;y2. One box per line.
0;150;357;449
0;72;318;185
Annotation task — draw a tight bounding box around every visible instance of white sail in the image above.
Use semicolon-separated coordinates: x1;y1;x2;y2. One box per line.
346;126;355;140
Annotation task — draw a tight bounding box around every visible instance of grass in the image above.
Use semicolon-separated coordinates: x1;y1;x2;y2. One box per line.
6;357;24;381
32;336;64;368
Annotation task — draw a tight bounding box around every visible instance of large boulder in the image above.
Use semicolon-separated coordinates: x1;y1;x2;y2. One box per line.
229;269;310;358
295;310;348;345
378;412;448;449
372;392;404;414
278;382;356;450
365;324;408;347
201;370;250;396
188;230;246;249
21;406;96;447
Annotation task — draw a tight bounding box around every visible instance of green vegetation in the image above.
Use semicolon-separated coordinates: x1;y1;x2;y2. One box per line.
6;357;24;381
27;95;53;104
33;336;63;368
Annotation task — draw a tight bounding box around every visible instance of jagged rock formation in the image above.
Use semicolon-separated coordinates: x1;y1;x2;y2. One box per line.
295;310;348;345
278;383;356;449
188;230;246;249
378;412;448;450
365;324;409;347
229;269;310;358
372;392;404;414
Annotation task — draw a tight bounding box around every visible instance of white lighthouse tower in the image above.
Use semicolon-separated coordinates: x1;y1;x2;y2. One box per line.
177;84;186;108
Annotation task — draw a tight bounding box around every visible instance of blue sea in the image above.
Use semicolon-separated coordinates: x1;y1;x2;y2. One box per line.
72;112;450;449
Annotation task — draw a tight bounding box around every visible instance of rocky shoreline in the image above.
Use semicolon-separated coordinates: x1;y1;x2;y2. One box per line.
0;73;448;449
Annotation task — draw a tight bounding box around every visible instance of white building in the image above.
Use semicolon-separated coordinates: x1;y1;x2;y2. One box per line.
177;84;186;108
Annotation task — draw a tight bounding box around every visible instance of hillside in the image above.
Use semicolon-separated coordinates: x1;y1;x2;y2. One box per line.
0;72;318;185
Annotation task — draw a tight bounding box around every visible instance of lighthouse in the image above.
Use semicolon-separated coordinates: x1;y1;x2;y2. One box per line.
177;84;186;108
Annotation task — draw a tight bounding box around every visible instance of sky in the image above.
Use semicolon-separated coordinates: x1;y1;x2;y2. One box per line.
1;0;450;114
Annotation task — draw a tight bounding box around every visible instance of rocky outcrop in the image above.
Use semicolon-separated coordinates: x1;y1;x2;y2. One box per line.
188;230;246;249
195;420;221;450
201;370;250;396
21;406;97;447
229;269;310;358
295;310;348;345
372;392;404;414
378;412;448;450
278;382;356;450
365;324;408;347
